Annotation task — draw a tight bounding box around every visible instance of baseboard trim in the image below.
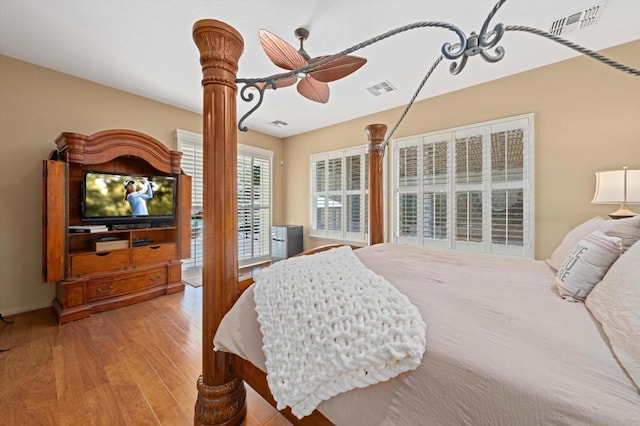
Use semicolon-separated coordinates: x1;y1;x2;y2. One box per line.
1;302;53;318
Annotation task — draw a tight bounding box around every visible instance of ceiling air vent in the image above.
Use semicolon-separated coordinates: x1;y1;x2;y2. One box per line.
549;1;607;36
367;81;396;96
269;120;288;127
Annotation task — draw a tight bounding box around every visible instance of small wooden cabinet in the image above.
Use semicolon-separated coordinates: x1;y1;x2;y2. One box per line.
42;129;192;324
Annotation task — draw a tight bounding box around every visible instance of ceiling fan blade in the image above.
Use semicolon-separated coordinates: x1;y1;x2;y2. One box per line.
259;29;307;70
297;76;330;103
255;75;298;90
308;55;367;82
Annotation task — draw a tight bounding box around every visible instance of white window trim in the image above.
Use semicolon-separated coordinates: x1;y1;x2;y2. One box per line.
239;143;274;159
391;113;535;258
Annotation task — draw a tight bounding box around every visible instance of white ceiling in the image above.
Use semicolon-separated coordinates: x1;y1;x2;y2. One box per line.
1;0;638;138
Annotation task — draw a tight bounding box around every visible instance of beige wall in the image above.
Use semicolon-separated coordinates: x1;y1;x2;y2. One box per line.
282;40;640;258
0;55;283;315
1;40;638;315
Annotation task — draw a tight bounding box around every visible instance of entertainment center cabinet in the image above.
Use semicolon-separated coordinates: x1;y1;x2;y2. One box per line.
42;129;192;324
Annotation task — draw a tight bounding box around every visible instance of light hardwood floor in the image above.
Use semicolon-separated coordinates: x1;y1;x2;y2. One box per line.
0;286;291;425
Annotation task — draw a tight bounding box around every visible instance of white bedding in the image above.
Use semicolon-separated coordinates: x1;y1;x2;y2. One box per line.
214;243;640;425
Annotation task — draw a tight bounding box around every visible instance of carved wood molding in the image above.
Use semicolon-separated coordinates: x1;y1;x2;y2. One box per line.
193;19;244;88
195;376;246;426
55;129;183;174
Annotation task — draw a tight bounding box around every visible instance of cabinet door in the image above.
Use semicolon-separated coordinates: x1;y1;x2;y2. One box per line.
286;226;303;257
42;160;67;282
271;226;286;262
178;173;192;260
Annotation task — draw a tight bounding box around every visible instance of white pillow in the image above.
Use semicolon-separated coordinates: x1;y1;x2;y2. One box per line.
547;216;640;270
555;230;622;301
586;240;640;391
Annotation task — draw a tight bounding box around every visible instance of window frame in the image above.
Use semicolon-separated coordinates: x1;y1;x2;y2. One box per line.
236;144;273;267
176;129;273;268
391;113;535;258
310;145;371;243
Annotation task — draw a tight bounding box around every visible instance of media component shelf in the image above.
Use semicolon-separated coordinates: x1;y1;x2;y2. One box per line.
42;130;192;324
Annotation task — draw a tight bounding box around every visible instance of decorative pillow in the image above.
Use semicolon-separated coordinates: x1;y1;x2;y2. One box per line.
547;216;640;270
586;240;640;391
605;215;640;253
555;230;622;301
546;217;608;271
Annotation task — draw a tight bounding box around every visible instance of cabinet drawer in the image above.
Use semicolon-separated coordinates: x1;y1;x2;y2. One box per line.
70;250;130;277
86;268;167;301
133;243;177;266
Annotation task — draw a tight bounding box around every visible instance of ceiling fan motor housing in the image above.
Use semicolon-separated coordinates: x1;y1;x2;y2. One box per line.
295;27;311;60
294;27;310;41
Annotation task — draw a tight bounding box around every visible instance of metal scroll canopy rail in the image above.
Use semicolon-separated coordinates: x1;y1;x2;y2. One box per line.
234;0;640;147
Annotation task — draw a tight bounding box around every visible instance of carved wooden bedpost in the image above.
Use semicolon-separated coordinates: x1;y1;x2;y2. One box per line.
366;124;388;245
192;20;246;425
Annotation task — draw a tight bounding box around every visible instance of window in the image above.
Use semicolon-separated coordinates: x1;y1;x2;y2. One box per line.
392;114;534;257
310;146;369;242
176;129;273;268
237;148;272;266
176;129;203;269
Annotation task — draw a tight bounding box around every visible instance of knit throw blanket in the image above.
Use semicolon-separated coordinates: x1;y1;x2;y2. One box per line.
253;246;427;418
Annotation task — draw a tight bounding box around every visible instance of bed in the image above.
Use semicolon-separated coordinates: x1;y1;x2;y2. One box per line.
189;10;640;426
215;243;640;425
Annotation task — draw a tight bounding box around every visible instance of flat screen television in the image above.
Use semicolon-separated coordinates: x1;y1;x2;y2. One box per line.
82;171;176;224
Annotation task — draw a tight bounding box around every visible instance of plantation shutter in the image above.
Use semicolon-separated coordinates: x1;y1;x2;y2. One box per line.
422;137;449;245
176;130;203;269
237;148;272;267
453;129;484;252
311;158;327;233
488;122;528;256
395;142;420;243
310;146;369;242
394;134;451;248
176;130;273;268
176;130;203;210
392;114;533;257
345;149;366;240
327;155;343;235
364;153;369;236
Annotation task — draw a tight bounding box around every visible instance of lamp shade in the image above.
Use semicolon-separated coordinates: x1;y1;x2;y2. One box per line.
592;169;640;204
629;170;640;202
592;168;640;218
592;170;624;203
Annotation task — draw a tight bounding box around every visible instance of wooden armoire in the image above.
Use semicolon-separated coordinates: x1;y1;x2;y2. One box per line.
42;129;192;324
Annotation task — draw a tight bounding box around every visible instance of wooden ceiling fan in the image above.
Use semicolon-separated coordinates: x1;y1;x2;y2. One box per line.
259;27;367;103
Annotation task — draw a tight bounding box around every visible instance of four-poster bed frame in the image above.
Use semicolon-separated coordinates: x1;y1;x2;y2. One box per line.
192;21;387;425
190;7;640;425
191;21;247;426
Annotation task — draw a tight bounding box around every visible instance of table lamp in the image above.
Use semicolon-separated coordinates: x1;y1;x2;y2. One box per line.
591;166;640;218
